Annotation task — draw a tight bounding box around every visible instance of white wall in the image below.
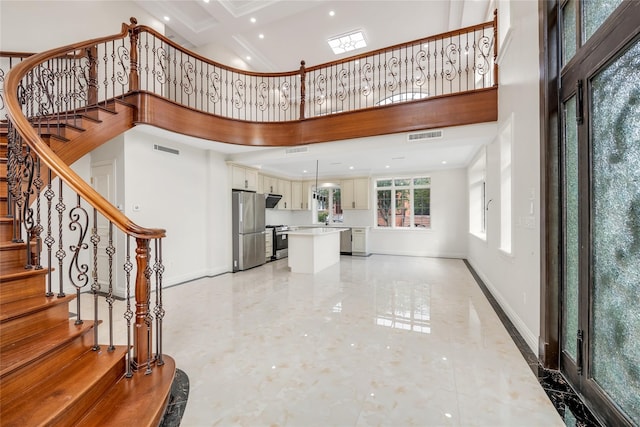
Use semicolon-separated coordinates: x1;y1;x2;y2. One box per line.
122;129;229;286
0;1;162;52
467;0;541;352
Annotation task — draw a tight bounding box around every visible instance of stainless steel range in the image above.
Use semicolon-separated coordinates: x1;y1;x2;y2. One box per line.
266;225;289;259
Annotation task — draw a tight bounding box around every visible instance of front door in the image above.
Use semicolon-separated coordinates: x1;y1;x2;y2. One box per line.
559;1;640;425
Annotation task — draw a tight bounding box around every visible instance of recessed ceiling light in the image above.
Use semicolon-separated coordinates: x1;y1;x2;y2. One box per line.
259;34;264;39
246;56;251;61
328;30;367;55
329;10;335;17
441;160;447;164
385;165;390;168
303;170;308;173
349;166;354;170
203;0;210;3
250;17;256;23
163;16;170;21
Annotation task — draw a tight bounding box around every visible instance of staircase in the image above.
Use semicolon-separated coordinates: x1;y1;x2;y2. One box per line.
0;103;175;425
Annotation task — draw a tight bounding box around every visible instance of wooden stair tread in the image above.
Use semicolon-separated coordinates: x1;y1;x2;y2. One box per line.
75;356;176;427
0;345;128;427
0;266;48;283
0;294;74;323
0;320;95;377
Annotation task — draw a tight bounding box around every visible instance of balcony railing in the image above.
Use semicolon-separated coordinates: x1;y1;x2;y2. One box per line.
2;14;496;125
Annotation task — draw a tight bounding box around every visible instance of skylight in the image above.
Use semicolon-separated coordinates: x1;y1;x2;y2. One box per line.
328;30;367;54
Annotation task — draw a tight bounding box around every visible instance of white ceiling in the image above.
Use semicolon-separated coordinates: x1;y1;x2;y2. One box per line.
131;0;496;179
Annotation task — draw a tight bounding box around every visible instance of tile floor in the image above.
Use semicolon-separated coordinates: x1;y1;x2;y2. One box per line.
82;255;566;426
157;255;564;426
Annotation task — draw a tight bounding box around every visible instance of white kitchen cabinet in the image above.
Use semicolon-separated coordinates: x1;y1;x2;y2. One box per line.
341;177;370;209
263;175;278;194
265;230;273;260
291;181;310;210
351;227;369;256
278;179;292;210
230;164;258;192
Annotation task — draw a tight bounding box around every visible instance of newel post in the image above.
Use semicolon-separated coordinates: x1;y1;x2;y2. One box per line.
493;9;499;86
85;46;98;105
299;60;306;120
133;237;152;373
128;17;140;92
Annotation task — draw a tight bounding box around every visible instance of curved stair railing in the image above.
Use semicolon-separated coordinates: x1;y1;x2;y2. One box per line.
3;20;166;381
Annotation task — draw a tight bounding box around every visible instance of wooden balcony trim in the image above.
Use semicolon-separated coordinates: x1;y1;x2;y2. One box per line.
125;86;497;147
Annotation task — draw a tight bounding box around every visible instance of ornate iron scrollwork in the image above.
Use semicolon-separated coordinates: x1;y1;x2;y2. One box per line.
68;199;89;289
361;62;373;97
444;42;459;82
257;81;268;112
314;74;327;105
475;35;493;77
279;81;290;111
207;70;220;103
415;50;428;87
181;60;195;96
386;56;400;92
116;45;130;86
233;79;245;110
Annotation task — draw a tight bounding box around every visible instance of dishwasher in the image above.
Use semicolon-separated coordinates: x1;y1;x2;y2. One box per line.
340;228;352;255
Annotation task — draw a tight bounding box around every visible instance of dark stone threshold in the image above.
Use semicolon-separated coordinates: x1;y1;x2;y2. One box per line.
463;260;602;427
159;368;190;427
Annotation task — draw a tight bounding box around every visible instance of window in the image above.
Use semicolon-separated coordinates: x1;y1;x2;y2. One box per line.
499;116;513;253
315;186;342;223
375;176;431;228
469;147;487;238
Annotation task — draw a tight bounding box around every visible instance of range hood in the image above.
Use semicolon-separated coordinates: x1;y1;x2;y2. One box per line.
265;193;282;209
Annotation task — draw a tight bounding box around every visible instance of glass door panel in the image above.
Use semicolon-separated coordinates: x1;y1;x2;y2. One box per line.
562;95;579;362
582;0;624;42
562;0;577;66
590;37;640;424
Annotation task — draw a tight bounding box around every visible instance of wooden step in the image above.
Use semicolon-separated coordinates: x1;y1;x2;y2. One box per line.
0;294;75;346
75;356;176;427
0;320;96;386
0;267;48;305
0;345;128;427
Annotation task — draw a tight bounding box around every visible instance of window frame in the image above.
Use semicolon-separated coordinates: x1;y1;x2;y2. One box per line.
375;176;431;229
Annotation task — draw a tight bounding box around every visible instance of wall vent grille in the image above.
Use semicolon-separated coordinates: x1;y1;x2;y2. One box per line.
285;146;309;155
407;130;443;141
154;144;180;155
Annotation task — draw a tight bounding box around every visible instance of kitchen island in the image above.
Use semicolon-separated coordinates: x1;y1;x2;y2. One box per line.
287;228;347;274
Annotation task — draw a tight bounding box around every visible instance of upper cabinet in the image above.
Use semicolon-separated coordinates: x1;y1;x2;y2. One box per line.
341;177;370;210
278;179;292;210
291;181;310;210
263;175;278;194
230;164;258;192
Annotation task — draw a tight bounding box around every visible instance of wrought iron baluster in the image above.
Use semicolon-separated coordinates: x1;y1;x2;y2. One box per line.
106;221;116;351
68;194;89;324
56;179;66;297
124;235;134;378
91;207;100;350
44;168;54;296
154;238;165;366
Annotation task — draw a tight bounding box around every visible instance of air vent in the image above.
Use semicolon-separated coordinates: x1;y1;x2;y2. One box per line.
285;146;309;155
407;130;443;142
153;144;180;155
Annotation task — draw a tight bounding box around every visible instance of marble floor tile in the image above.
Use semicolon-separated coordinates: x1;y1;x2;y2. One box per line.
78;255;565;426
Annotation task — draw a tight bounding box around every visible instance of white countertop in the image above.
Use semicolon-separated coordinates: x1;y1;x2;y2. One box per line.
287;227;348;236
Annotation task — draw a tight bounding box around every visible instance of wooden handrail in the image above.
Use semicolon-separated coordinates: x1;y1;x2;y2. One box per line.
3;19;165;240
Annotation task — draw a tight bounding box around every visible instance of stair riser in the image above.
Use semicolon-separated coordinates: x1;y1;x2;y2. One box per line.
0;328;95;406
0;220;13;242
0;245;31;271
0;303;70;346
0;179;5;194
0;200;8;216
0;273;46;305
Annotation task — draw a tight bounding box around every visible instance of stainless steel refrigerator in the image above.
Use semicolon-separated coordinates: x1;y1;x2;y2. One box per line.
232;191;266;272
